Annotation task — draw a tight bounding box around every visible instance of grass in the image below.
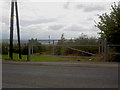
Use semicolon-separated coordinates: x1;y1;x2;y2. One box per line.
1;53;104;62
2;54;27;61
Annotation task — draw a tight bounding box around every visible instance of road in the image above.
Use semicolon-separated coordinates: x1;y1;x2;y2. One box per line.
3;61;118;88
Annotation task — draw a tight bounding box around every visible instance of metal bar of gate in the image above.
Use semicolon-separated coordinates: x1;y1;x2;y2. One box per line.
53;40;54;56
37;39;98;41
67;47;95;55
32;55;103;58
32;45;99;47
109;52;120;54
107;44;120;46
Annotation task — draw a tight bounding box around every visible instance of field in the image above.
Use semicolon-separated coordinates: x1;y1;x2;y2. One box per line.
1;53;104;62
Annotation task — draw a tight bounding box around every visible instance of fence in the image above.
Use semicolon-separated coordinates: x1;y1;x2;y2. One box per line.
106;44;120;61
27;39;105;61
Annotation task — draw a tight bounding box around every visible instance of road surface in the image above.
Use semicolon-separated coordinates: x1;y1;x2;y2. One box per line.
2;61;118;88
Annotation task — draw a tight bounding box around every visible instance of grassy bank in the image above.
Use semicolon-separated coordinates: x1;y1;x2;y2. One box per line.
1;53;104;62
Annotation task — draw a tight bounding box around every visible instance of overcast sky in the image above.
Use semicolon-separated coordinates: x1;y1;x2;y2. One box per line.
0;0;119;40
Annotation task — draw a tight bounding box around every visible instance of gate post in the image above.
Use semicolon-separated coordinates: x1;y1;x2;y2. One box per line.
104;38;107;62
99;39;101;56
27;40;31;61
53;40;55;56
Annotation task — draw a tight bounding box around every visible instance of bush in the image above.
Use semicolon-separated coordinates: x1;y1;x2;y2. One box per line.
55;34;98;56
21;44;28;55
2;43;8;55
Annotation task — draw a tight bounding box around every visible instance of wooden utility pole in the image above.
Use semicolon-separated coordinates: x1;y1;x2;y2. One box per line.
15;0;22;59
9;0;22;59
9;0;14;59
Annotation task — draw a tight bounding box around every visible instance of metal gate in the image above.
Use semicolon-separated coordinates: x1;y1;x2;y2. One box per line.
27;39;106;61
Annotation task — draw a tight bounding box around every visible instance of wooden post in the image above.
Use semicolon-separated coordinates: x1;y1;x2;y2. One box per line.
9;0;14;59
104;38;107;62
27;40;31;61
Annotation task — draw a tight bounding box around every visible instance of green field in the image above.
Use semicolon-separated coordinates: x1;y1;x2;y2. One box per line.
1;53;104;62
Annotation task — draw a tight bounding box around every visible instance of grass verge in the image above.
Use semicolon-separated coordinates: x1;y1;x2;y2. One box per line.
1;53;104;62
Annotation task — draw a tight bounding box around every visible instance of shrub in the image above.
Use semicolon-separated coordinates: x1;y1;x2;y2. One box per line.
2;43;8;55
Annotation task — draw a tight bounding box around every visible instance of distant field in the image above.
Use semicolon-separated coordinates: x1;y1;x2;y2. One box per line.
1;53;104;62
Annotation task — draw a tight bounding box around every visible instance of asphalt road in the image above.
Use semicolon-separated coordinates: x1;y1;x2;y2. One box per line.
2;62;118;88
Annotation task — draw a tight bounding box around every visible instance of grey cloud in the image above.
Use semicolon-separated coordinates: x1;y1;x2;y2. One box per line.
2;28;9;40
63;2;70;9
90;26;100;32
87;18;93;21
2;32;9;39
75;4;84;9
2;12;56;27
76;3;105;12
2;16;9;26
65;25;86;32
49;24;64;30
21;18;56;26
84;6;105;12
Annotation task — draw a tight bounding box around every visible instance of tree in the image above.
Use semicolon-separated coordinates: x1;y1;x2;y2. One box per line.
55;33;66;55
96;2;120;61
96;2;120;44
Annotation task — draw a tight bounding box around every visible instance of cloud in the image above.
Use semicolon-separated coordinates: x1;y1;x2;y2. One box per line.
20;23;65;39
1;1;112;40
21;24;43;32
2;15;9;26
64;25;86;32
48;24;64;30
1;23;9;39
63;25;100;39
63;1;70;9
21;18;56;26
76;3;105;12
87;17;93;21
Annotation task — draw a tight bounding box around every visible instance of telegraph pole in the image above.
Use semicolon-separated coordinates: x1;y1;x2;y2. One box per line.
9;0;22;59
9;0;14;59
15;0;22;59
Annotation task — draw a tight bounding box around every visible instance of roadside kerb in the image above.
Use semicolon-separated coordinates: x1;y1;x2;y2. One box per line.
2;60;118;68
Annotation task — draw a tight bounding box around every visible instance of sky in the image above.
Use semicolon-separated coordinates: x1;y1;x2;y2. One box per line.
0;0;119;40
